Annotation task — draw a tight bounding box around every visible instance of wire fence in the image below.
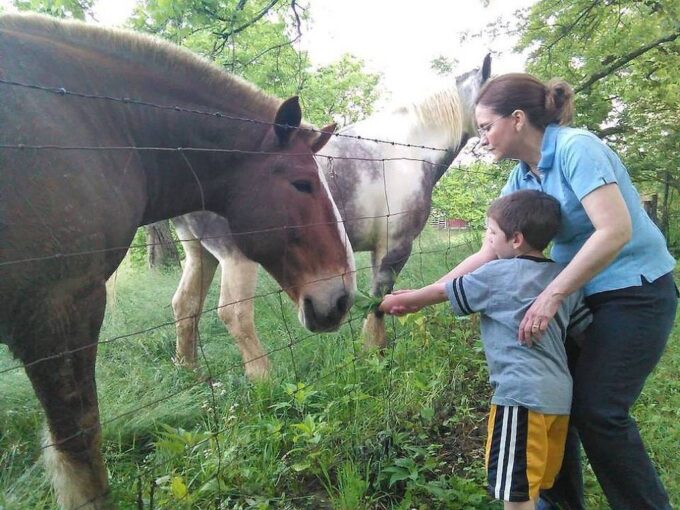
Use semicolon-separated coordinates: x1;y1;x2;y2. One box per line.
0;70;501;509
1;69;673;510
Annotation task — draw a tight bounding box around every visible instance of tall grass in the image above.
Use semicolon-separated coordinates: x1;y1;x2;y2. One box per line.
1;228;678;509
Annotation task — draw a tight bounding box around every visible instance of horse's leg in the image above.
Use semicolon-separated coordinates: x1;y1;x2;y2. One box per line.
21;283;112;509
363;241;413;349
216;251;269;379
172;238;218;368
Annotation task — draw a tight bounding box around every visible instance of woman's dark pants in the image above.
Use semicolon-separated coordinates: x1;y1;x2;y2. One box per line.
538;273;677;510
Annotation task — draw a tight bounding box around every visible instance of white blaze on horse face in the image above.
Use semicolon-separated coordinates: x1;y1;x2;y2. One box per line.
297;160;356;330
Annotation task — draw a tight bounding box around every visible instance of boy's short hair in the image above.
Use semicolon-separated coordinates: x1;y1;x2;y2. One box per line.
487;190;561;251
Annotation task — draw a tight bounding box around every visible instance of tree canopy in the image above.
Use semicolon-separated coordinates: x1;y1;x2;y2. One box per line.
127;0;382;126
11;0;93;19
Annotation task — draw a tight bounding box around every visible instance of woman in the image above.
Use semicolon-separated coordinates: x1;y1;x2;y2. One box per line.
441;74;676;509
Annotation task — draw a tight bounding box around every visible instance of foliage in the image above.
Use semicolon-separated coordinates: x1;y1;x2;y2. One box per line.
1;235;679;509
300;54;382;127
130;0;307;97
12;0;93;19
431;160;508;229
353;289;383;318
515;0;680;244
430;55;459;76
128;0;382;126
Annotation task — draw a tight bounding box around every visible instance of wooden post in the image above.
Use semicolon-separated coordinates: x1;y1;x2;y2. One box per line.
146;220;180;269
641;194;658;226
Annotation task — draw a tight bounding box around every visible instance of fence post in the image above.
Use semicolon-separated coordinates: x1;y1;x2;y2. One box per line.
641;194;658;226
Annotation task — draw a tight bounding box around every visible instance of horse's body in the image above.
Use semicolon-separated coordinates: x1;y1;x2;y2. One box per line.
0;14;355;509
172;56;491;375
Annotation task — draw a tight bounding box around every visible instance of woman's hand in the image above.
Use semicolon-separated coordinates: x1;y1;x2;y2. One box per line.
519;289;564;346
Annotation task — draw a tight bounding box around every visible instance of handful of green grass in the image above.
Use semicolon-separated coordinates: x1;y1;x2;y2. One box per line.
352;290;383;318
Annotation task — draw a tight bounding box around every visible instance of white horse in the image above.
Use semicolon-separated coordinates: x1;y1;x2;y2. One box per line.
172;55;491;378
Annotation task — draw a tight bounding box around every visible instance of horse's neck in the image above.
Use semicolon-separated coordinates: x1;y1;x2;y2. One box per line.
351;107;462;155
131;105;268;225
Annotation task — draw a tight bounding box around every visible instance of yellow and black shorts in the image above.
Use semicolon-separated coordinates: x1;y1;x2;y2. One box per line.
485;404;569;502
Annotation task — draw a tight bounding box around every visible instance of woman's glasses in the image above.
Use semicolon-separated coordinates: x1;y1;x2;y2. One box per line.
477;114;509;138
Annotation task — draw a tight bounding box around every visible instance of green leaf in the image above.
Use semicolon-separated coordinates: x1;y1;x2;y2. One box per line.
170;475;188;500
420;406;435;421
353;289;383;318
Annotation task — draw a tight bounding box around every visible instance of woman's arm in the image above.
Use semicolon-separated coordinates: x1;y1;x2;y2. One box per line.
519;183;632;344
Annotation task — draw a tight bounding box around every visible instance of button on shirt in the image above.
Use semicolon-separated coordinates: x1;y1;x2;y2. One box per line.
502;124;675;296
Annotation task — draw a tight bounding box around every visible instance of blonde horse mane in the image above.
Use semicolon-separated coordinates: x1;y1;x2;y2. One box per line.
406;87;464;147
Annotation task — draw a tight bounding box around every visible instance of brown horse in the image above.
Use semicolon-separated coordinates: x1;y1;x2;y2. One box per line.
0;14;355;509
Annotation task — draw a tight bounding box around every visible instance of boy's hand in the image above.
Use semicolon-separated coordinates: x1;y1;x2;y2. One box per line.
379;292;421;316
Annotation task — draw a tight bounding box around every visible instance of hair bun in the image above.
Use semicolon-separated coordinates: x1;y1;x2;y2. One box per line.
545;79;574;125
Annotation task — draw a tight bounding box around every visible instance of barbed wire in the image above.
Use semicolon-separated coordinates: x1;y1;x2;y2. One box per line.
4;67;674;509
0;237;474;377
0;77;454;153
71;324;418;510
0;200;487;263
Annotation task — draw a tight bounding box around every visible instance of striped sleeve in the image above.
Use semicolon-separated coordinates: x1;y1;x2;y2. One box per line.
567;291;592;335
444;265;493;316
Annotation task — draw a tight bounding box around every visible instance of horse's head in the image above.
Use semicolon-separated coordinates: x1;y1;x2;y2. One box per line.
221;97;356;332
456;54;492;136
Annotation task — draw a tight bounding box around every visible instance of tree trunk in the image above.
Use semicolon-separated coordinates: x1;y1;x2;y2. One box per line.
146;220;180;270
661;171;670;240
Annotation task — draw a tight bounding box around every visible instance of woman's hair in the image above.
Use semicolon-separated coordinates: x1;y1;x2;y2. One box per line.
475;73;574;128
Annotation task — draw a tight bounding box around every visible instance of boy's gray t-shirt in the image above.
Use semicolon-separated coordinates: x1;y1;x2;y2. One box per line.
445;256;592;415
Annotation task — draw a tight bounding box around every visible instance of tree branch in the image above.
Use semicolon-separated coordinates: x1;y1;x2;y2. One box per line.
545;1;600;53
575;28;680;92
592;125;628;138
290;0;303;39
212;0;281;43
240;33;302;68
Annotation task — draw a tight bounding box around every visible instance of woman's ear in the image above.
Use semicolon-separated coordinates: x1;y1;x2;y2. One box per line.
512;109;526;131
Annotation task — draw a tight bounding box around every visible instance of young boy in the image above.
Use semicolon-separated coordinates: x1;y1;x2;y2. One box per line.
380;190;592;510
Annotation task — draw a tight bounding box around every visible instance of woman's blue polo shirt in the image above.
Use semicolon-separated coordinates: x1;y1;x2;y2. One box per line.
502;124;675;296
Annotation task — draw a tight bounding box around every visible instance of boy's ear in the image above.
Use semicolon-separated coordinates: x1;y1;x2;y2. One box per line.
511;231;524;249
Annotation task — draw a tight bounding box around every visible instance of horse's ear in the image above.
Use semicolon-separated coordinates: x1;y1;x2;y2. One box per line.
311;123;337;153
274;96;303;146
481;53;492;82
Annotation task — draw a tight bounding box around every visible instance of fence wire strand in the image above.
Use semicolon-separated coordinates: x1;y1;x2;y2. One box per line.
0;75;492;508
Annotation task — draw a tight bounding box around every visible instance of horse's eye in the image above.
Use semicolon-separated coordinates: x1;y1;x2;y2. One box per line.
292;180;313;194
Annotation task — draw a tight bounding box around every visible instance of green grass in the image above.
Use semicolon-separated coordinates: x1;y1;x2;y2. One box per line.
1;228;678;509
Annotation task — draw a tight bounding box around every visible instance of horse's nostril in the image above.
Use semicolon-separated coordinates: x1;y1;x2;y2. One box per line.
303;297;314;314
336;293;349;315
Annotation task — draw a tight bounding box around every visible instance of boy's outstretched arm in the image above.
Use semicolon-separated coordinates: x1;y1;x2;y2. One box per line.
436;234;497;283
379;283;448;316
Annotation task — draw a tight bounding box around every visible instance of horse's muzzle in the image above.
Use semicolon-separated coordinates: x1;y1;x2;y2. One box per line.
301;289;352;332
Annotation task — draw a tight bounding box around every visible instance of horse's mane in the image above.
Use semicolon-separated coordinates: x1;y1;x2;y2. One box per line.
405;87;464;148
0;13;281;117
